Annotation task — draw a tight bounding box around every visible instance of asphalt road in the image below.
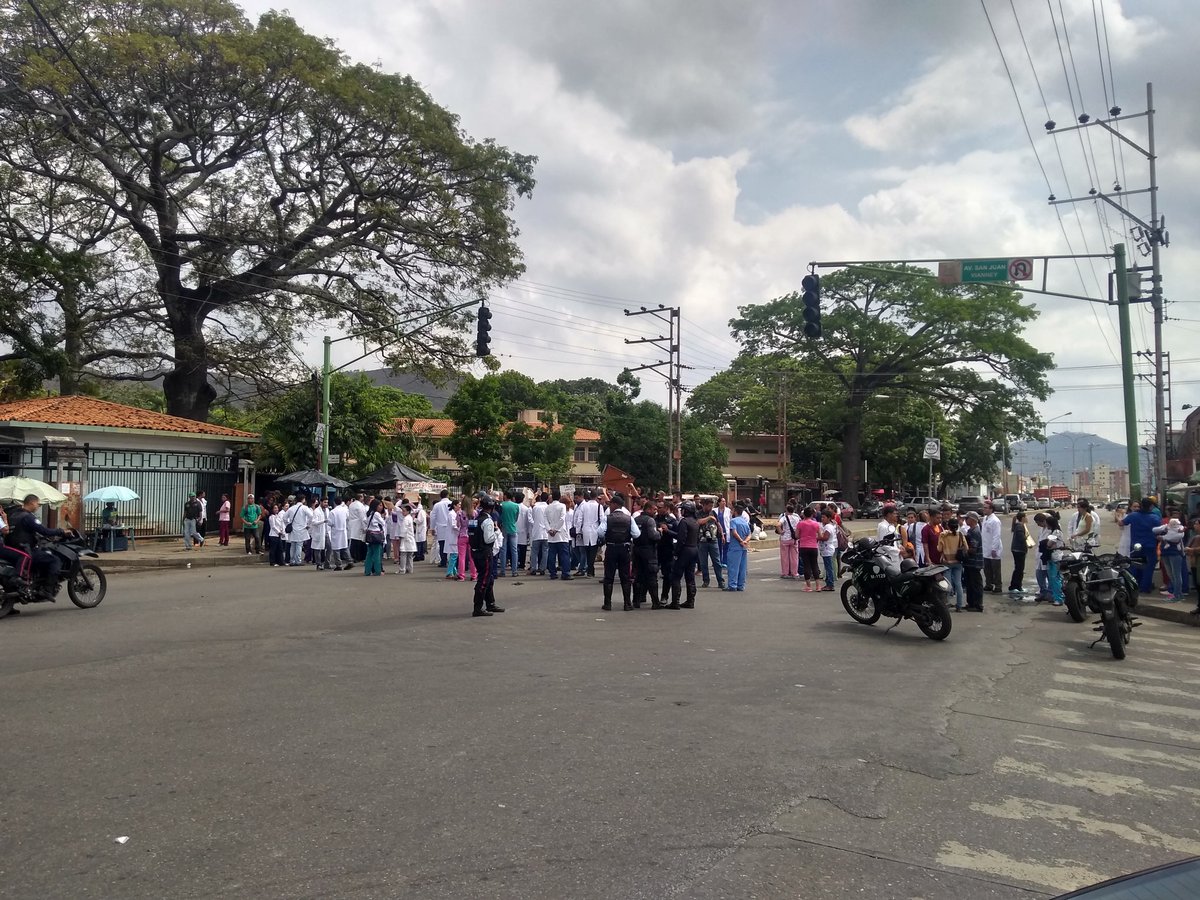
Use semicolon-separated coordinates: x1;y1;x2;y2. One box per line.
2;547;1198;899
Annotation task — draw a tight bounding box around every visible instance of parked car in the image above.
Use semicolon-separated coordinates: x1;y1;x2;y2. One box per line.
954;496;987;516
1036;498;1053;510
990;496;1008;513
901;496;940;514
836;501;855;521
1003;493;1024;512
857;499;884;518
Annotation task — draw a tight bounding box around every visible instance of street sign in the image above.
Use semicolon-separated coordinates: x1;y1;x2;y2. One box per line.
923;438;941;460
938;258;1034;285
1043;459;1052;472
313;422;326;450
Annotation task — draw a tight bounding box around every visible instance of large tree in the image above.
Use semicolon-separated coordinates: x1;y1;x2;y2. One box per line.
729;266;1052;500
441;375;507;490
0;0;535;420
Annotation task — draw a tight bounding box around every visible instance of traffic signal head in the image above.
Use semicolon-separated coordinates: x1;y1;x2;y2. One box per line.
801;273;821;339
475;304;492;357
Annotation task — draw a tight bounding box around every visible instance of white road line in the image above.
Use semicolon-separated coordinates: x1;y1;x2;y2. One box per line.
1133;633;1200;649
993;756;1180;801
936;841;1104;892
1044;688;1200;721
1077;744;1200;773
1057;660;1200;687
970;796;1200;855
1052;672;1198;700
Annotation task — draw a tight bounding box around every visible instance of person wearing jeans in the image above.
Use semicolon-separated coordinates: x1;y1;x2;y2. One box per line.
530;493;549;575
499;491;521;577
1154;518;1187;601
697;498;725;589
546;492;573;580
1008;511;1029;594
819;510;838;591
937;520;967;610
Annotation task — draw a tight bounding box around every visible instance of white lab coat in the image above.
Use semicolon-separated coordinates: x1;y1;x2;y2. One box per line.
876;519;901;571
531;501;548;542
546;501;570;543
386;509;407;541
328;504;348;551
347;500;366;542
308;506;328;550
395;512;416;553
432;497;453;543
286;504;311;543
413;507;428;546
516;501;531;544
576;499;602;546
981;513;1003;558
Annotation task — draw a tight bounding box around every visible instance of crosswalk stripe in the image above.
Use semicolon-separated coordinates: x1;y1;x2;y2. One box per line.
970;796;1200;854
1058;660;1200;687
1076;744;1200;773
935;841;1104;892
1133;633;1200;649
1052;672;1198;700
1045;688;1200;721
993;756;1180;801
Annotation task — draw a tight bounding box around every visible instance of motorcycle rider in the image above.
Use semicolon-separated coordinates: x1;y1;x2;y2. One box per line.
632;497;662;608
8;493;67;597
597;493;639;610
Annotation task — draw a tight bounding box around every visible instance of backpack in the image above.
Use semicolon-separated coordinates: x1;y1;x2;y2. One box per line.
185;499;202;520
836;523;850;551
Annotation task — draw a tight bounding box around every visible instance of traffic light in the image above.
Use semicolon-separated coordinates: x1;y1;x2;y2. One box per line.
475;303;492;357
801;273;821;339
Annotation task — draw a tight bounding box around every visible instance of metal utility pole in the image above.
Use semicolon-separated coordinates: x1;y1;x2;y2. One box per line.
623;305;681;492
1114;243;1142;499
1049;84;1167;499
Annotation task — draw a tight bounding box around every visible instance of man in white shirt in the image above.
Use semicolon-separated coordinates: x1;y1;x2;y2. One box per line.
285;498;311;566
530;493;549;575
516;494;531;571
327;498;350;570
876;505;901;573
575;489;603;577
347;493;367;562
431;490;452;567
981;500;1003;593
309;497;329;570
545;491;572;580
412;501;429;562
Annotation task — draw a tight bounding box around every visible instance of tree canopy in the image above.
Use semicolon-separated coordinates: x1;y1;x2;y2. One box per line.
0;0;535;419
722;266;1052;498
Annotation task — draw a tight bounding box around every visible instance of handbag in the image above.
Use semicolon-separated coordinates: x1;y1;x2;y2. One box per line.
1024;524;1034;550
366;514;386;545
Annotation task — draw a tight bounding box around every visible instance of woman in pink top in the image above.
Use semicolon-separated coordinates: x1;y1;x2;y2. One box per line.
777;504;800;578
795;507;823;592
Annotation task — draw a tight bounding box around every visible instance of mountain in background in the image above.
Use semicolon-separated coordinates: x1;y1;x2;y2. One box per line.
1010;432;1130;481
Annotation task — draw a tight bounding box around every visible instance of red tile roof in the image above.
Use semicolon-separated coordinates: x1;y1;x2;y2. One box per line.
0;396;259;439
397;417;600;442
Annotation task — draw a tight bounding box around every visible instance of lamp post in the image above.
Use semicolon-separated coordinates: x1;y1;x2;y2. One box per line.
1042;412;1072;486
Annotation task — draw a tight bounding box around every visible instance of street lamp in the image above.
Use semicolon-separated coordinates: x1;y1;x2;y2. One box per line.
1041;412;1072;486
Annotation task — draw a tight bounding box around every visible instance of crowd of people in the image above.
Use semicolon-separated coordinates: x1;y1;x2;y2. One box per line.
219;487;768;616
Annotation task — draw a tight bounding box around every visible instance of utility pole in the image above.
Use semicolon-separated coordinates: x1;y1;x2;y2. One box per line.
1049;84;1166;498
1114;243;1142;499
623;305;681;492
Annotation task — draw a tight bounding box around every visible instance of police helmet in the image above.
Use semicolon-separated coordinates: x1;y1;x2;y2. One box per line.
854;537;873;552
681;500;697;516
900;558;918;572
478;495;496;511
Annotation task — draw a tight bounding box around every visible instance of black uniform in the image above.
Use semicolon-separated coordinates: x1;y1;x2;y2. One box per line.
671;515;701;608
8;508;64;591
656;512;676;606
601;509;634;610
632;512;661;608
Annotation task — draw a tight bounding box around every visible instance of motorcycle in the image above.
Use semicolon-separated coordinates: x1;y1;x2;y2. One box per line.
838;534;953;640
1060;545;1096;623
0;531;107;619
1083;548;1143;660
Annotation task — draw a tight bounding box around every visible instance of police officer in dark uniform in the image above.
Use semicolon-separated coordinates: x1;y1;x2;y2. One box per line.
597;493;639;610
656;500;678;609
671;500;701;609
632;497;662;609
468;494;505;617
7;493;66;597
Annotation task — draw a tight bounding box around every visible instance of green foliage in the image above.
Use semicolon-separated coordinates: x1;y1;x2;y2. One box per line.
727;266;1053;498
680;416;729;493
492;371;546;421
598;399;670;490
442;375;507;489
0;0;536;420
255;373;433;477
509;421;577;486
540;377;615;431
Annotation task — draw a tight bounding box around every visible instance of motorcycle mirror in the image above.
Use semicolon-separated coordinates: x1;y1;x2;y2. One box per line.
1132;542;1143;552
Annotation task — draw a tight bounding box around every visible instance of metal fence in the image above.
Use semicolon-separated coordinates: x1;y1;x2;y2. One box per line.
0;443;239;538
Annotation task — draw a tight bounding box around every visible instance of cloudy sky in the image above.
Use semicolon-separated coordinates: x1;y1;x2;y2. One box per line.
240;0;1200;449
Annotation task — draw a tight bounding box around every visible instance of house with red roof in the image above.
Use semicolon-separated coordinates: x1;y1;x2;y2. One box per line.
0;396;259;537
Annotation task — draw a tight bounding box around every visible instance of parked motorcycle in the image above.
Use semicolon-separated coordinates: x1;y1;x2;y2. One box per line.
1083;548;1143;660
838;535;953;640
0;531;107;619
1060;551;1093;623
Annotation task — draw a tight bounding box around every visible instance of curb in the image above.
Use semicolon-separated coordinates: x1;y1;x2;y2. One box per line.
102;554;267;574
1134;599;1200;627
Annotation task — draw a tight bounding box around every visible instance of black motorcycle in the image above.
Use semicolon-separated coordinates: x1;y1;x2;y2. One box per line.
1083;549;1143;660
0;531;107;619
1060;550;1093;623
839;535;953;640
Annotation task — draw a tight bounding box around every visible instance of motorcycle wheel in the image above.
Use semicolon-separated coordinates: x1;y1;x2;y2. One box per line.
1102;612;1126;660
840;581;880;625
1064;580;1087;623
67;563;107;609
0;596;14;620
915;597;952;640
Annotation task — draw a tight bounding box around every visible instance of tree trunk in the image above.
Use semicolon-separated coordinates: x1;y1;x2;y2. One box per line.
840;414;864;504
163;295;216;421
59;286;82;396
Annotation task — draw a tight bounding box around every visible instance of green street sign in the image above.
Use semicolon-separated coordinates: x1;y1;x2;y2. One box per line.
961;259;1011;283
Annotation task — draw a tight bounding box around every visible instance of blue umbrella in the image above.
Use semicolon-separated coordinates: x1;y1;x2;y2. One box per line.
83;485;140;502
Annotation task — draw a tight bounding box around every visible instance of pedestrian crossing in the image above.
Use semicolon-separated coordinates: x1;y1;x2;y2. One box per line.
937;617;1200;894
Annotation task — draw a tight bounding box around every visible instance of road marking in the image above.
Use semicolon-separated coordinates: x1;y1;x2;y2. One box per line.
1039;708;1088;725
970;797;1200;854
1133;633;1200;649
1058;660;1200;687
1052;672;1197;700
1014;734;1067;750
993;756;1179;801
935;841;1103;891
1079;744;1200;773
1044;689;1200;721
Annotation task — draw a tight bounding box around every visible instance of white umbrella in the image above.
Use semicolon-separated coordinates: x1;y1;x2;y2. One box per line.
83;485;140;502
0;476;68;506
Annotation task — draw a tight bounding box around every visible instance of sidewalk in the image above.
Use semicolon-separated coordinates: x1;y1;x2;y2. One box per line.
94;539;266;573
1134;590;1200;627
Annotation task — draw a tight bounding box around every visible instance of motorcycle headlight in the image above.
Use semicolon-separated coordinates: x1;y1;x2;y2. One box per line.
935;578;951;592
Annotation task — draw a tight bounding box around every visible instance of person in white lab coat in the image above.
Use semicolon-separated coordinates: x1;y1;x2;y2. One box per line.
347;493;367;563
574;490;603;577
516;493;532;571
981;501;1003;593
394;503;416;574
309;496;329;570
285;497;311;566
412;500;429;562
545;491;573;580
328;498;350;570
